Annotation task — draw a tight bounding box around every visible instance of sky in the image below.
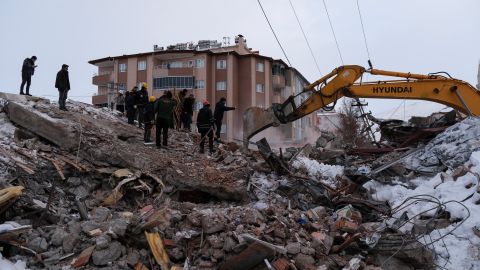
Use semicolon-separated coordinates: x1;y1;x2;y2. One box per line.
0;0;479;118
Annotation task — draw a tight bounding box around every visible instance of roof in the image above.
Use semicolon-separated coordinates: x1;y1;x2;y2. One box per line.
88;48;308;83
88;49;290;67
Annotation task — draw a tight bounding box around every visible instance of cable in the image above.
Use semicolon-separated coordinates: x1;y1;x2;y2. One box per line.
321;0;344;65
257;0;293;66
288;0;322;76
355;0;372;61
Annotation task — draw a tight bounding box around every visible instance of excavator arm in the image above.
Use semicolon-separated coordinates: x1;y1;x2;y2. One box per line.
243;65;480;145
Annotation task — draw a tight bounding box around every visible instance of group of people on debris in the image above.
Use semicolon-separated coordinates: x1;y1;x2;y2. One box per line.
19;55;236;154
123;85;235;154
19;56;71;111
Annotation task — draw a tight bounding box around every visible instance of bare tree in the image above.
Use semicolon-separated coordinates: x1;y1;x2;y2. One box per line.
338;98;371;147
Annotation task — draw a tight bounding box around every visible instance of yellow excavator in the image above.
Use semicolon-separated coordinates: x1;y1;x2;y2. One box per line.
243;65;480;146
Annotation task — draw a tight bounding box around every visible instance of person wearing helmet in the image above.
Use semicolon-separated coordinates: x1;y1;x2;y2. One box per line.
154;91;177;148
20;56;37;96
135;83;149;128
143;96;156;144
196;100;215;154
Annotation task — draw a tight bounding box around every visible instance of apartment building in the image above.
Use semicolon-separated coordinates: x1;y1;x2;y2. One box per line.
89;35;316;143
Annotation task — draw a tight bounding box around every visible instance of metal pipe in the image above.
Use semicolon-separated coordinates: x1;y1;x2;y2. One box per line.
370;69;436;80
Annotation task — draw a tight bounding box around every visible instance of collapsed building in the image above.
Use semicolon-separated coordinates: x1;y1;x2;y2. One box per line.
0;92;479;270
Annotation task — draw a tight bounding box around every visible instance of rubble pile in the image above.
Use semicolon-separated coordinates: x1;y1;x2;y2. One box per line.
0;92;479;269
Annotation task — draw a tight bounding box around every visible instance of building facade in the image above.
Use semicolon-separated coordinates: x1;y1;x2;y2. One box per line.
89;35;315;143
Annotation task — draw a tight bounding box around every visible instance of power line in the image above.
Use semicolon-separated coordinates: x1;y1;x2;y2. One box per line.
321;0;344;65
257;0;293;66
356;0;372;61
288;0;322;76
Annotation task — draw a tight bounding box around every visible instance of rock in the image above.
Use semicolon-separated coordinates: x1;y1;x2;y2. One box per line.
62;233;79;253
92;241;124;266
126;249;140;266
92;207;111;222
207;235;224;249
311;232;334;254
96;234;111;250
286;242;301;254
81;221;106;233
301;246;316;255
68;185;90;199
50;228;66;247
168;247;185;261
274;227;286;239
28;237;48;252
294;253;315;270
212;249;224;260
316;137;329;148
223;155;236;165
109;218;128;237
242;209;264;225
223;236;237;252
67;177;82;186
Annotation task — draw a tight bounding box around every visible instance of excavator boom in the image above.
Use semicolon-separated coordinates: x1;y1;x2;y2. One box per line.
243;65;480;147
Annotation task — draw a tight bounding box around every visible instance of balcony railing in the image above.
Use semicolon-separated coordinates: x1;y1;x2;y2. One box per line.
92;72;114;86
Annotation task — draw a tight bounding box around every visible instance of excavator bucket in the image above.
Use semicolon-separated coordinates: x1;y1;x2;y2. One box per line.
242;106;280;149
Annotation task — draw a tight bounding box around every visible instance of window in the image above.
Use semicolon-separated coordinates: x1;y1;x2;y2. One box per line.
216;81;227;91
256;62;264;72
119;63;127;72
153;76;195;89
188;60;194;68
272;63;286;76
137;60;146;71
256;83;264;93
216;60;227;69
170;61;183;68
195;101;203;111
195;80;205;89
196;59;204;68
117;83;126;91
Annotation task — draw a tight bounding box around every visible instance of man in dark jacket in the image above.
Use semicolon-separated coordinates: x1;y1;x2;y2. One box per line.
20;56;37;96
197;100;215;154
143;96;156;144
126;86;137;124
55;64;70;111
135;83;149;128
213;97;235;141
182;94;195;131
154;91;177;148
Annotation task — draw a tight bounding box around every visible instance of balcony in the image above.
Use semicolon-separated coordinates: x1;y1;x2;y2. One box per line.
92;72;113;86
272;74;286;89
92;94;108;105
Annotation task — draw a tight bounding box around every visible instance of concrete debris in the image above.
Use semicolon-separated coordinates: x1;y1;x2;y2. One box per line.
0;93;477;269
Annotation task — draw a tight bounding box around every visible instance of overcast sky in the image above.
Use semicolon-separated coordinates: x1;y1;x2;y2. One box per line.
1;0;479;117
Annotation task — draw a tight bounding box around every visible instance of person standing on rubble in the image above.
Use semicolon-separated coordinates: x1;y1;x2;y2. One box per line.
20;56;37;96
126;86;138;125
143;96;156;144
55;64;70;111
116;92;125;113
197;100;215;154
154;91;177;148
135;83;149;128
214;97;235;142
182;93;195;131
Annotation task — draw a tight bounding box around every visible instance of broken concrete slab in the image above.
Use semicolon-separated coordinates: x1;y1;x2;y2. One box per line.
7;101;78;150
